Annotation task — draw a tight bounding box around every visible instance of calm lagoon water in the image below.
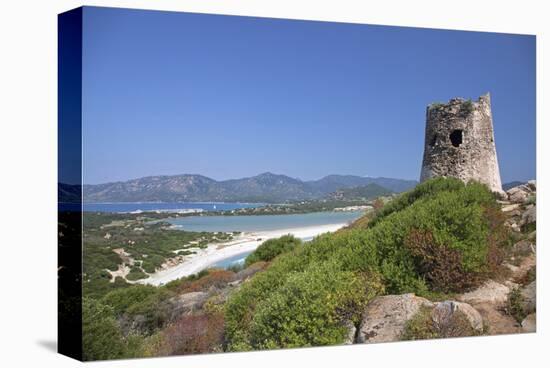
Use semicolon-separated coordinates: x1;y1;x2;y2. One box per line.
81;202;364;270
82;202;262;213
170;211;364;269
167;211;363;233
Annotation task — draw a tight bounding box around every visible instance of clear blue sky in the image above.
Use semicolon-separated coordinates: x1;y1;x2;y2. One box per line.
82;6;535;184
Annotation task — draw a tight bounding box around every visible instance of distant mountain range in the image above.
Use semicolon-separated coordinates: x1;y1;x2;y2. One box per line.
502;181;526;191
61;172;418;203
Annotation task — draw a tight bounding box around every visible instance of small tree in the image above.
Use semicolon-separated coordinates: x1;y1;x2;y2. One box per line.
245;235;301;267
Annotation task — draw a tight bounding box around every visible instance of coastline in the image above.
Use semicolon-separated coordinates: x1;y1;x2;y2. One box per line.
138;222;348;286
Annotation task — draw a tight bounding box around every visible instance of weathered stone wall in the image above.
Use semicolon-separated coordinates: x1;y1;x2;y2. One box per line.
420;93;503;193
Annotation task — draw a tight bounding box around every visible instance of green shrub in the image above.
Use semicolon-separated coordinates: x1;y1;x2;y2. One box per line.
82;297;127;361
245;235;301;267
83;275;130;300
249;262;381;349
226;259;382;350
506;287;527;323
521;221;536;234
101;285;174;334
126;266;148;281
364;181;498;293
368;177;466;227
162;269;212;292
403;229;481;293
141;254;166;273
401;306;476;341
401;307;439;341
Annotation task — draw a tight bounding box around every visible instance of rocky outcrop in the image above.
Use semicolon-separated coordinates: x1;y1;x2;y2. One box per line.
506;181;535;204
458;280;511;306
343;321;357;345
512;239;536;256
356;294;433;343
520;281;536;315
521;205;536;226
431;301;483;332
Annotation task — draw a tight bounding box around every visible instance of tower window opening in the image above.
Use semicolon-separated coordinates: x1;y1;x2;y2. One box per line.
450;129;463;147
429;134;437;147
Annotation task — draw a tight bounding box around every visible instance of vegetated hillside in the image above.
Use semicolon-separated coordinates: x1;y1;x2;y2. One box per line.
223;177;508;350
78;177;536;360
307;174;417;194
328;183;393;201
79;172;417;203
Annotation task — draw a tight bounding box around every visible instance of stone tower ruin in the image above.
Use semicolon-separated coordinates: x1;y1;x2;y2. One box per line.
420;93;503;193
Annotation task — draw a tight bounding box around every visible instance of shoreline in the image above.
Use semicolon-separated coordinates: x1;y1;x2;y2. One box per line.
137;222;348;286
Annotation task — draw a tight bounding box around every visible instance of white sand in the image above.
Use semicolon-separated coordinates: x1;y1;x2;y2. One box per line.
138;223;347;286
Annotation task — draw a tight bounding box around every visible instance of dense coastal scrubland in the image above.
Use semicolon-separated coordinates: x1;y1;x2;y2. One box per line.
79;178;536;360
81;193;387;296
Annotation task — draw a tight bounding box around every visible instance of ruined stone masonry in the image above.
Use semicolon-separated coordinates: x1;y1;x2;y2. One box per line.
420;93;503;193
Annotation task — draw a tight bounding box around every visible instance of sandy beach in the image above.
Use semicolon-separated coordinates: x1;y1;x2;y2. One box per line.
138;222;347;286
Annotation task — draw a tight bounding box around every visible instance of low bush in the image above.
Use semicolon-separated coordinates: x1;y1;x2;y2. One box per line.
401;306;476;341
367;177;466;227
101;285;174;334
83;275;129;300
404;228;481;293
363;181;499;294
175;269;236;293
162;269;212;293
249;262;382;349
160;313;225;355
82;297;128;361
506;287;527;323
126;266;148;281
521;221;536;234
226;259;382;351
245;234;301;267
141;254;166;273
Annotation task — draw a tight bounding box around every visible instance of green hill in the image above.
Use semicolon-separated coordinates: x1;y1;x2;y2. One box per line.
224;177;507;350
328;183;393;200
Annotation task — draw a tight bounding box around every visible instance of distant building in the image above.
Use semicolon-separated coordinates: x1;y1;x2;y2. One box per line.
420;93;503;194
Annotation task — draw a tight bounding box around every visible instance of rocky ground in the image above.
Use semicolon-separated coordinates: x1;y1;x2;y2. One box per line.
354;181;536;343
